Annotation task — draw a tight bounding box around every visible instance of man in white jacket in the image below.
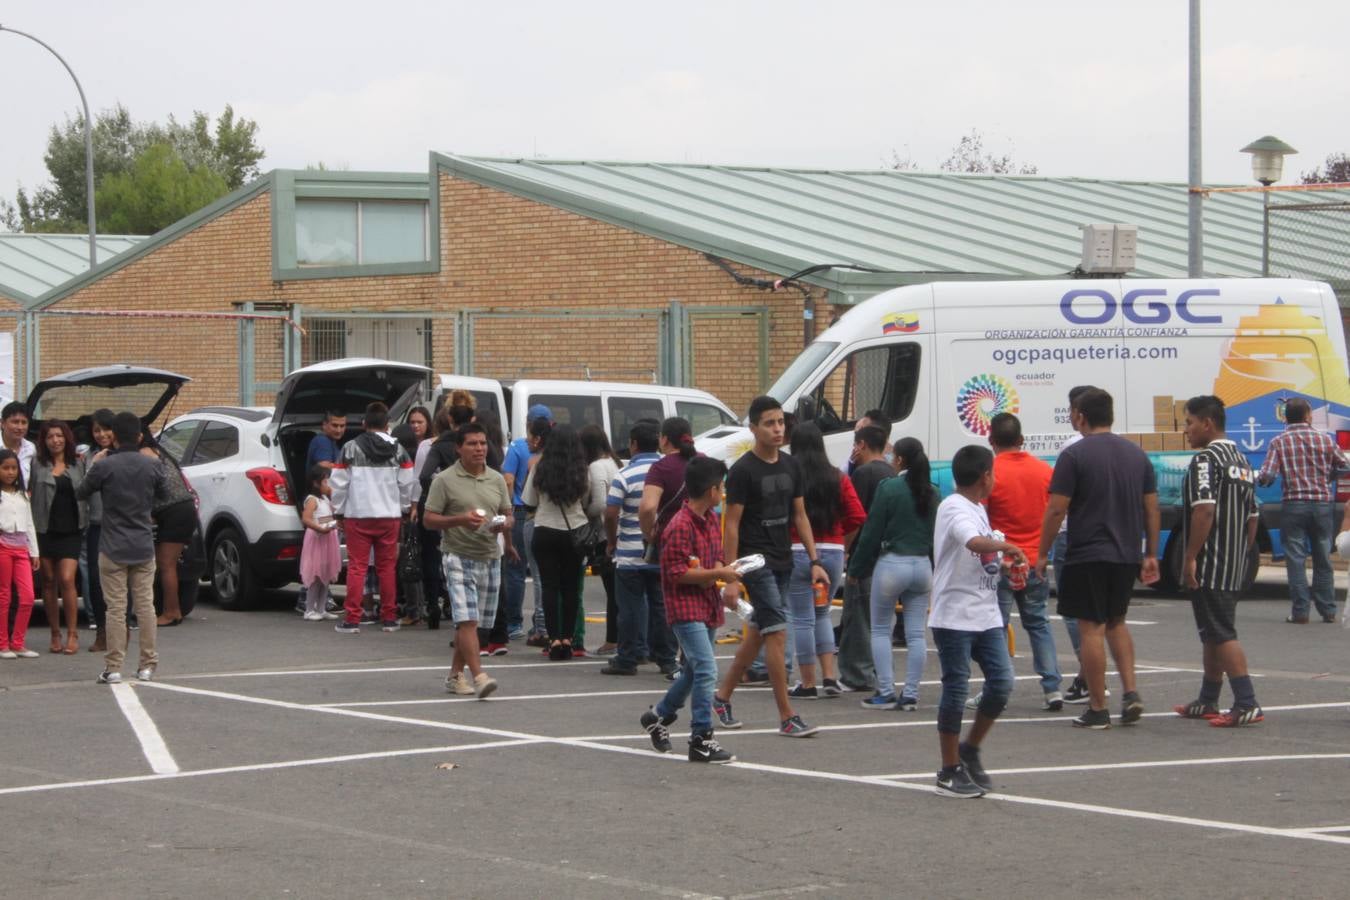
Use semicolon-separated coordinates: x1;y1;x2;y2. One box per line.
330;402;417;634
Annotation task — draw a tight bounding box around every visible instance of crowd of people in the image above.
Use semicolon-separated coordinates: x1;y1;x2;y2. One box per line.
5;377;1343;793
0;401;181;683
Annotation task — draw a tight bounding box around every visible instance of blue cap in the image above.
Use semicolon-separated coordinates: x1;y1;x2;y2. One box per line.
527;403;553;423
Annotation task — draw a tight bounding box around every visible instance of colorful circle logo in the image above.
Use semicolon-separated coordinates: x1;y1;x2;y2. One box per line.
956;374;1020;435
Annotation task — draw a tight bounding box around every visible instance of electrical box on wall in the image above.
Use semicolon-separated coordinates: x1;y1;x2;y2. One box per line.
1080;223;1138;274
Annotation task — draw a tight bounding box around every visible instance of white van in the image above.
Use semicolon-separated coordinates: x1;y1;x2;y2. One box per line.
696;278;1350;588
433;377;739;457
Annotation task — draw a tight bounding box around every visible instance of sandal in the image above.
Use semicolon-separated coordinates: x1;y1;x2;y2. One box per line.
63;632;80;655
50;633;63;654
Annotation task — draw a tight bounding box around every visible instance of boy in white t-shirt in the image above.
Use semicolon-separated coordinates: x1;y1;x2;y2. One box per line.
931;445;1026;798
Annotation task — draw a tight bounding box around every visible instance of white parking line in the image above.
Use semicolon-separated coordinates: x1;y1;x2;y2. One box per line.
1293;825;1350;834
29;680;1350;850
110;683;180;775
0;738;539;797
869;752;1350;781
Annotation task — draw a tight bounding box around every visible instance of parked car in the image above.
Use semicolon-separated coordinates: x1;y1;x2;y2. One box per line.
433;376;739;456
160;357;429;609
25;364;207;617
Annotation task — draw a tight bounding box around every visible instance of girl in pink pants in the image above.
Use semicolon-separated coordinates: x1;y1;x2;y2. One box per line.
0;449;39;659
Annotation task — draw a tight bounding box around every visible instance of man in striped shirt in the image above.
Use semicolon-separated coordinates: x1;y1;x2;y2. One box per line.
1177;396;1263;727
1257;398;1348;623
601;419;678;675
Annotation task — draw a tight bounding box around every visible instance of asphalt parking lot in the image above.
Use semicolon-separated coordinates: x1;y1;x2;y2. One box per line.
3;569;1348;899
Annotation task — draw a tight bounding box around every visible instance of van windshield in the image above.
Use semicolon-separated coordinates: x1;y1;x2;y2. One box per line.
765;342;838;407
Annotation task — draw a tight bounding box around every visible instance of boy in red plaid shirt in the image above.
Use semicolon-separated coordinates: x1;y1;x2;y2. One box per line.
639;457;742;763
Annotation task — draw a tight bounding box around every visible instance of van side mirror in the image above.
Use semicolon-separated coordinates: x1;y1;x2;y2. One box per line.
795;397;816;423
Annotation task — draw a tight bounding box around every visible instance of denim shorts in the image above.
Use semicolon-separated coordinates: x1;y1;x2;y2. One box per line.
742;566;790;636
442;554;501;626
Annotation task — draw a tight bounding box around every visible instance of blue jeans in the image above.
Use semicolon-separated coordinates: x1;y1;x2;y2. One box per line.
614;566;677;669
931;626;1015;735
1282;500;1336;618
997;569;1062;694
1050;532;1081;661
869;554;931;700
525;518;546;634
502;508;530;632
656;622;719;735
787;547;843;671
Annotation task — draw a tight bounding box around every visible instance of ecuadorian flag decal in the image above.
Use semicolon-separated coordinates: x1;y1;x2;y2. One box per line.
882;312;920;334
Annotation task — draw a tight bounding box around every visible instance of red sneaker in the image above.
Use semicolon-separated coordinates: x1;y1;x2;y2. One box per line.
485;643;509;657
570;647;587;659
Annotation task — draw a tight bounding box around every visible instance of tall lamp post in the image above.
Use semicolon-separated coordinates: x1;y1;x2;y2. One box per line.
0;23;97;269
1240;135;1297;277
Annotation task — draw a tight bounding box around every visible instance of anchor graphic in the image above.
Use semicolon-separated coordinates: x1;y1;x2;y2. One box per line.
1241;416;1264;451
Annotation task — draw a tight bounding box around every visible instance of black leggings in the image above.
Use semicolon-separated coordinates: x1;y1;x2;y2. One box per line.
533;525;585;642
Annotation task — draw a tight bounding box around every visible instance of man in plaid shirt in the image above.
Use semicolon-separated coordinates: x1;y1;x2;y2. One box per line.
1258;398;1350;623
637;457;742;764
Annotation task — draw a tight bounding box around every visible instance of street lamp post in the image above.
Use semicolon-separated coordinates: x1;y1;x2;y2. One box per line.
0;23;97;269
1240;136;1297;276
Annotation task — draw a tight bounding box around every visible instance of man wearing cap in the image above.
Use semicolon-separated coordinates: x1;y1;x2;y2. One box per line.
504;404;553;644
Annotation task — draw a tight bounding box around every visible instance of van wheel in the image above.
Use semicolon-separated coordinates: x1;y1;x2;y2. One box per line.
210;527;255;610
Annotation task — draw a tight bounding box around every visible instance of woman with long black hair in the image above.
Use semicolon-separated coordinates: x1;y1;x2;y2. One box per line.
522;423;591;659
847;436;938;710
31;420;85;653
785;422;865;698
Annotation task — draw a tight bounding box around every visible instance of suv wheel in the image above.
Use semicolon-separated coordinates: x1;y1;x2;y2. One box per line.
210;526;255;610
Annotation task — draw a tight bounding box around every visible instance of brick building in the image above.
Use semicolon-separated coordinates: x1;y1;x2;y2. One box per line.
14;155;1349;419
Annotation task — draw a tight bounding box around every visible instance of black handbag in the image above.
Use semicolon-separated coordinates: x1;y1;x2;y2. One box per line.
561;506;603;556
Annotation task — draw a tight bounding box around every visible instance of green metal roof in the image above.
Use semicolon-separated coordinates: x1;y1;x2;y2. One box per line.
433;153;1350;298
0;233;145;305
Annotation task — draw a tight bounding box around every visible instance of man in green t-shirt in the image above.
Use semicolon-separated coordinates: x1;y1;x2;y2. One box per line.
423;423;514;699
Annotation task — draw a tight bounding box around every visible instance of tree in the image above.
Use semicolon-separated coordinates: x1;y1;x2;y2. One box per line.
1301;152;1350;184
886;129;1038;175
6;103;263;234
95;143;229;235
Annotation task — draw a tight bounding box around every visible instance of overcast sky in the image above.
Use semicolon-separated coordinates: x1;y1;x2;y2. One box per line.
1;0;1344;204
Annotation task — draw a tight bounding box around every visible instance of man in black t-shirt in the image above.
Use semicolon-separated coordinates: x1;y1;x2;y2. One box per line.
713;396;828;738
1175;395;1263;727
1036;389;1159;730
837;425;895;691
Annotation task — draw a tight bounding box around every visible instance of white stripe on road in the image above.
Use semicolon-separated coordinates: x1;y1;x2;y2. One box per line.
110;683;180;775
0;738;540;798
870;752;1350;781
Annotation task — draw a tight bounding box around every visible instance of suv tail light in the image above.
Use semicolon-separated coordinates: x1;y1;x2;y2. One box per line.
246;467;291;505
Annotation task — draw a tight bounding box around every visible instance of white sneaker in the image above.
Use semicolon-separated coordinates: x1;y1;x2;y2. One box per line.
137;667;155;682
320;611;339;620
965;691;983;710
303;611;324;621
473;672;499;700
14;648;38;659
445;672;475;695
0;650;16;659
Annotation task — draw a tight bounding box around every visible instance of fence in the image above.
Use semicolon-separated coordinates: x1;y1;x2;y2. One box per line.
1267;199;1350;305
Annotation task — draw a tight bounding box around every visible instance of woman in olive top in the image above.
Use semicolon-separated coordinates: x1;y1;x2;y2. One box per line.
847;437;939;710
31;420;86;654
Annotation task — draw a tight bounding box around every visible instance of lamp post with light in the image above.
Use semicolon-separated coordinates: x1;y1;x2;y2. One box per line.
1241;135;1297;277
0;23;97;269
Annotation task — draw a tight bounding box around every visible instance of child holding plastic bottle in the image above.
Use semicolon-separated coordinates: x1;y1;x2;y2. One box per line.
300;464;341;621
0;448;40;659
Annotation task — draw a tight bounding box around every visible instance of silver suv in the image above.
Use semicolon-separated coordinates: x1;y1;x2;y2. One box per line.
158;358;427;609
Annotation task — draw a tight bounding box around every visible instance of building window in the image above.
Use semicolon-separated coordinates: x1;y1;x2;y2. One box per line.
304;317;433;370
295;199;428;267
